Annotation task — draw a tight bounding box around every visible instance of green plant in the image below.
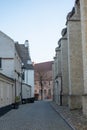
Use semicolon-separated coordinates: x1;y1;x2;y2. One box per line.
15;96;20;103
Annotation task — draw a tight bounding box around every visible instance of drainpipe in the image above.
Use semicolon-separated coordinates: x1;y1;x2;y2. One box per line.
15;79;16;103
21;75;22;103
21;65;24;104
57;75;62;106
60;76;62;106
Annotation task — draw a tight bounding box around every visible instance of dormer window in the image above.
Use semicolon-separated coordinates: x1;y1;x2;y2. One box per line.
22;62;24;67
27;60;32;64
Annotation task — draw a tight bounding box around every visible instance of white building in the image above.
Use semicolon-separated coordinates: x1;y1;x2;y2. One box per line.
0;30;34;112
0;73;14;115
15;40;34;102
0;31;22;112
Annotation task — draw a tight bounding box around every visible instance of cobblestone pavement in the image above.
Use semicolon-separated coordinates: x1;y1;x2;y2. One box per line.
50;102;87;130
0;101;73;130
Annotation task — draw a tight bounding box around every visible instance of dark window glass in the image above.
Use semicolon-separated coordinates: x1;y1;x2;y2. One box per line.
22;72;25;80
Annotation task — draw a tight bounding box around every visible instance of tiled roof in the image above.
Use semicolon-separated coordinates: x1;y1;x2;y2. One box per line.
34;61;53;81
34;61;53;72
15;43;34;70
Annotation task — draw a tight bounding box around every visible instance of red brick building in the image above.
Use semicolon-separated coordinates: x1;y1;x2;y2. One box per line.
34;61;53;100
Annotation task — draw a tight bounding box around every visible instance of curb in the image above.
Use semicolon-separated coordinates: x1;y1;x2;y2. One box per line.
50;103;76;130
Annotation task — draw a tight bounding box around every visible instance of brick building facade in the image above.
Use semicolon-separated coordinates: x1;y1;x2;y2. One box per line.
34;61;53;100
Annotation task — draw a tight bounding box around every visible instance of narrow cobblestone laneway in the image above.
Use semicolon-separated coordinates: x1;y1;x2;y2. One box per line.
0;101;73;130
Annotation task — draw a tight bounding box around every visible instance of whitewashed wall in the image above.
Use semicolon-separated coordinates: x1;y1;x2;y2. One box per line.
14;48;22;97
22;83;31;99
0;31;14;77
0;74;15;108
24;70;34;97
0;31;22;99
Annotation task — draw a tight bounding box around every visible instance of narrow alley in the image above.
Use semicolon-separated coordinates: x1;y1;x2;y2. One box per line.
0;101;73;130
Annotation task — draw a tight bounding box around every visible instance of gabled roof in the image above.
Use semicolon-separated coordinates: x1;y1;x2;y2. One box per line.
0;31;14;42
34;61;53;81
15;43;34;70
34;61;53;72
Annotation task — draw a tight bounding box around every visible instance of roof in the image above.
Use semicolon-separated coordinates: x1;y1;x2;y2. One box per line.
34;61;53;72
0;31;14;42
15;43;34;70
34;61;53;81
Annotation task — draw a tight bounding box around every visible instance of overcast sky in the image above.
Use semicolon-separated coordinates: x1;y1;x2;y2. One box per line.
0;0;75;63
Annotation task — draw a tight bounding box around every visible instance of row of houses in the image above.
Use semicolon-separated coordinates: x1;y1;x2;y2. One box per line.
0;31;34;115
52;0;87;116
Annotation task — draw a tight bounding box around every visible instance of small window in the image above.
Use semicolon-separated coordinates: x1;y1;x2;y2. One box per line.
49;81;50;85
22;72;25;80
39;89;41;94
35;90;37;93
44;89;46;94
0;58;2;68
44;81;46;85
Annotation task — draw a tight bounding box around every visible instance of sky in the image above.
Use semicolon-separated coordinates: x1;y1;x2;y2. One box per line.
0;0;75;63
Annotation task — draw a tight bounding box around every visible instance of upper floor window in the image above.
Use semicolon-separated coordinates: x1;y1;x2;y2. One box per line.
22;72;25;80
35;90;37;93
49;81;50;85
27;60;32;64
0;58;2;68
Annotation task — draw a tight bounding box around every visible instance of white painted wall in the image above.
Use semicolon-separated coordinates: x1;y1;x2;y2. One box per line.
0;31;15;77
0;31;22;99
22;84;31;99
2;59;14;78
24;70;34;97
0;31;14;58
0;75;15;108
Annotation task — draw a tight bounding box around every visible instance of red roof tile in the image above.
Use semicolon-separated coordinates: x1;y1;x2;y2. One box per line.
34;61;53;72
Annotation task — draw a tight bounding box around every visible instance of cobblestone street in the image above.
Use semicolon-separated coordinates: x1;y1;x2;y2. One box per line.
0;101;73;130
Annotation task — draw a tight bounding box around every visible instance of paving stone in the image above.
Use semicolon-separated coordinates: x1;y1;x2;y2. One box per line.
50;101;87;130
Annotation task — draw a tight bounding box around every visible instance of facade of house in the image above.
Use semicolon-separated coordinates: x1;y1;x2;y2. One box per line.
0;31;34;114
15;40;34;102
0;31;22;113
0;73;14;115
34;61;53;100
0;31;22;100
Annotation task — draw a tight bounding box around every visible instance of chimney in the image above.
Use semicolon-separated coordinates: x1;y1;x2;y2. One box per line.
25;40;29;47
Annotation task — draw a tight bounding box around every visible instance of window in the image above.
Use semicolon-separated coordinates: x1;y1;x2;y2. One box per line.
44;81;46;85
49;81;50;85
48;89;51;97
44;89;46;95
35;90;37;93
0;58;1;68
22;72;25;80
39;89;41;94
